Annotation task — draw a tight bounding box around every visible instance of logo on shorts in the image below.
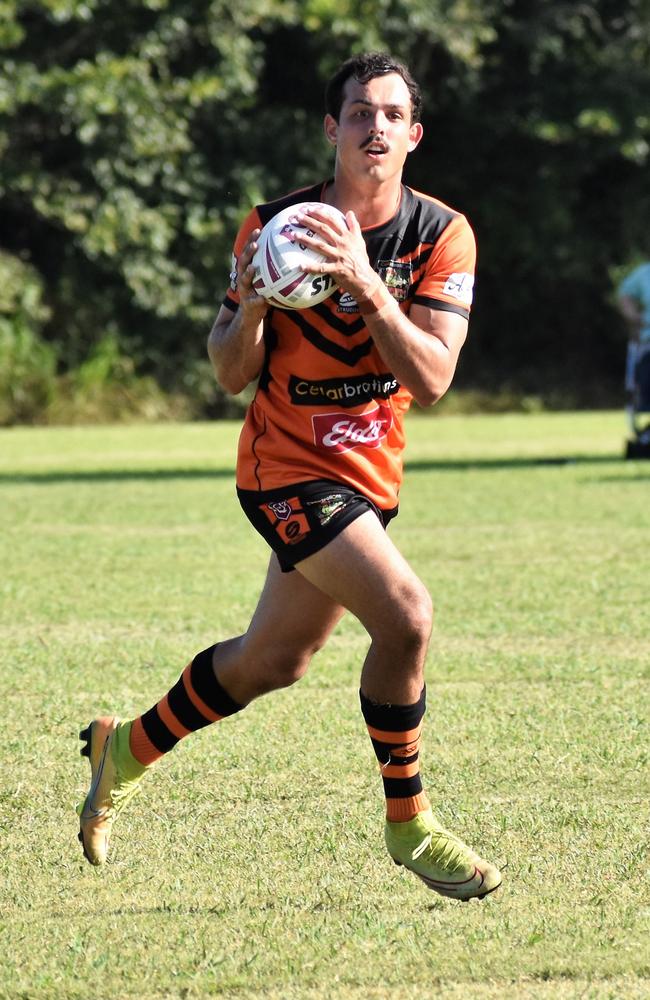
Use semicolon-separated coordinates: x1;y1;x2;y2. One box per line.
312;401;393;453
261;497;310;545
306;493;348;526
267;500;292;521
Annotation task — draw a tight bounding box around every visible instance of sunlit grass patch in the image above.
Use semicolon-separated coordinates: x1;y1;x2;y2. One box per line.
1;413;648;998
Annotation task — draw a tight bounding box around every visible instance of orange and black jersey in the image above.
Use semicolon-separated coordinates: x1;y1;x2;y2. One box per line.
223;181;476;510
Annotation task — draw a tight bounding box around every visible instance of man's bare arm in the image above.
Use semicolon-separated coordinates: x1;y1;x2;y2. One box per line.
292;205;468;406
360;296;467;406
207;229;269;395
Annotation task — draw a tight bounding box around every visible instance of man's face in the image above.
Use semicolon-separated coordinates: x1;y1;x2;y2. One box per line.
325;72;423;183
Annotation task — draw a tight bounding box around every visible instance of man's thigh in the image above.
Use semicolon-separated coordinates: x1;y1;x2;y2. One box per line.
295;509;428;637
244;554;346;657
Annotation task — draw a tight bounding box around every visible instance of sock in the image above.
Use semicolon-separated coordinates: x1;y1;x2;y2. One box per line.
360;687;430;823
129;645;243;766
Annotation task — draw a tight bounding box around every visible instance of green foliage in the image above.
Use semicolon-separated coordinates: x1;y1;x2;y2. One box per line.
0;317;246;424
0;250;50;328
438;1;650;396
1;0;303;363
1;0;650;421
0;321;58;424
46;333;192;423
46;334;253;424
0;251;57;423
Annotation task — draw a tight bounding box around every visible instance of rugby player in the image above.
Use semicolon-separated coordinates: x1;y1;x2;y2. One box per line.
77;52;502;902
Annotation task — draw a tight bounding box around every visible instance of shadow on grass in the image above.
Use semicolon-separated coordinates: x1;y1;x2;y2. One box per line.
0;453;638;485
406;454;650;482
0;466;237;484
404;454;624;473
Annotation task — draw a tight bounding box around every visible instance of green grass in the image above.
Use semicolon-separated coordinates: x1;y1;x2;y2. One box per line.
0;412;649;999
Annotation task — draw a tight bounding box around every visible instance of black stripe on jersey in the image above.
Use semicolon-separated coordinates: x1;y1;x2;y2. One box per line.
257;321;278;393
285;311;374;367
256;184;325;227
312;299;367;337
406;244;434;272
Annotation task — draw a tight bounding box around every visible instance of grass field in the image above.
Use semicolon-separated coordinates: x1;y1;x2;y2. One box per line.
1;411;649;1000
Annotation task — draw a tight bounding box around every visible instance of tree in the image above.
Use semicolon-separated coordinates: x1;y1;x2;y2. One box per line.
2;0;650;419
1;1;303;387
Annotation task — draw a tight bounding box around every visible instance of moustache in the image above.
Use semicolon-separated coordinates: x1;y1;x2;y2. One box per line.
359;135;387;151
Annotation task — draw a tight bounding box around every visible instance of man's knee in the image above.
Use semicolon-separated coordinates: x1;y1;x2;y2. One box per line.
380;582;433;652
404;587;433;645
250;641;320;695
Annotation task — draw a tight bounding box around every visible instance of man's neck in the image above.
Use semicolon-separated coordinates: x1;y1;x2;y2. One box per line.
324;176;403;230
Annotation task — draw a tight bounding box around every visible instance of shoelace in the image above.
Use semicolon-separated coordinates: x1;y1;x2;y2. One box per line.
109;778;141;815
87;774;141;820
104;725;145;817
411;829;468;875
412;833;432;860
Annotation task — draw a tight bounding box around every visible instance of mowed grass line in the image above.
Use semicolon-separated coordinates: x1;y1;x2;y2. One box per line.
0;412;648;999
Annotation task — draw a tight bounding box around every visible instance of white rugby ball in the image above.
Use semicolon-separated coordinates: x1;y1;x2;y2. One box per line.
252;202;346;310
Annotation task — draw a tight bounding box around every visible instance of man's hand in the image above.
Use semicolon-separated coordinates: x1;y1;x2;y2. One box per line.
237;228;270;322
289;206;379;302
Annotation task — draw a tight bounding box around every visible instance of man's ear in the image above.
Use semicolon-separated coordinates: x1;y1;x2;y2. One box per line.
407;121;424;153
324;114;338;147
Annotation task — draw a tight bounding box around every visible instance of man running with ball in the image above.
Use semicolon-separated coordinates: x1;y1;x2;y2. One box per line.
78;52;502;902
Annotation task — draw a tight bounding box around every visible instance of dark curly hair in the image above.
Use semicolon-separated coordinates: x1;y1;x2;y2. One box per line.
325;52;422;124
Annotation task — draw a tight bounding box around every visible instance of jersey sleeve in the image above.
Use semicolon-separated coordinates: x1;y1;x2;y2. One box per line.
411;213;477;318
222;206;264;312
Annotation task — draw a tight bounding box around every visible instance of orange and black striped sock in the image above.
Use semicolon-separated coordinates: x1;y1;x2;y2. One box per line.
129;645;243;766
360;687;430;822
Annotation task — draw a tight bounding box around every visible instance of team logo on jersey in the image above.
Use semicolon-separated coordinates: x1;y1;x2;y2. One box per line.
312;401;393;453
377;260;412;302
337;291;359;314
335;262;411;312
442;272;474;305
288;373;399;408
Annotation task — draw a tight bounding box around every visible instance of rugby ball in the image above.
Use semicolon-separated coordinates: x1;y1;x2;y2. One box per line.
252;202;346;310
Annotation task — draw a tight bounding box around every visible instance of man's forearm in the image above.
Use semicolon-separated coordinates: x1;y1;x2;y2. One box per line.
207;306;266;395
358;282;466;407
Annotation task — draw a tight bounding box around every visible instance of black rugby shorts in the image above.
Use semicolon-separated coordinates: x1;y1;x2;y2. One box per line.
237;479;398;572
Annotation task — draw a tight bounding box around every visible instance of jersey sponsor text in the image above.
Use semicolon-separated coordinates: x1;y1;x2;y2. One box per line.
289;373;399;407
312;401;393;453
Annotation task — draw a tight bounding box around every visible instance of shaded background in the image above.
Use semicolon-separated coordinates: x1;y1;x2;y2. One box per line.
2;0;649;423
